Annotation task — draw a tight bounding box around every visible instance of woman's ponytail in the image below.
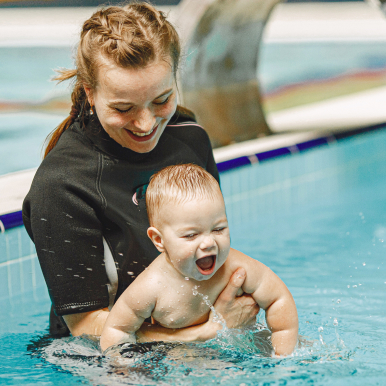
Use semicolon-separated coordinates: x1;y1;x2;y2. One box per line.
44;70;87;158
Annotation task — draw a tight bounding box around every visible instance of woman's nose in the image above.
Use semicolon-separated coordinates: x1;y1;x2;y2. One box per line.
132;108;156;132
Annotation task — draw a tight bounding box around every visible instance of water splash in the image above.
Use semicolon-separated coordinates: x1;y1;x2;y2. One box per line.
193;287;227;329
35;320;352;386
33;292;349;385
192;287;273;356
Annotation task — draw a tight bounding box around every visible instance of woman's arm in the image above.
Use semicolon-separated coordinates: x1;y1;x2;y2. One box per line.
63;308;110;336
64;268;260;341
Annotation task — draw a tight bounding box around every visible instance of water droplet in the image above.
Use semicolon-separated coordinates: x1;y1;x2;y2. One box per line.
64;240;71;243
118;253;123;256
127;271;134;275
177;291;180;294
185;277;189;280
192;290;198;296
318;327;324;333
333;318;338;326
353;285;357;288
87;268;93;271
40;218;47;221
363;263;366;266
347;285;350;288
181;285;184;288
66;268;72;270
336;299;341;304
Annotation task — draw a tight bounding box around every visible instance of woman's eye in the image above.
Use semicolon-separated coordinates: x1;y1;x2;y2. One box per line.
115;107;133;113
153;96;170;106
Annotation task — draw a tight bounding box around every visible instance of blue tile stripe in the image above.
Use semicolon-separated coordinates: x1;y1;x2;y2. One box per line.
217;122;386;172
256;147;292;162
0;211;23;231
1;121;386;231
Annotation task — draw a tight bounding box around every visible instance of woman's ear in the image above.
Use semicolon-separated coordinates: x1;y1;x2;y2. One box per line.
83;84;94;106
147;227;165;252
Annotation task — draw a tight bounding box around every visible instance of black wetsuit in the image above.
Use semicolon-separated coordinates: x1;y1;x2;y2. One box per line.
22;111;219;334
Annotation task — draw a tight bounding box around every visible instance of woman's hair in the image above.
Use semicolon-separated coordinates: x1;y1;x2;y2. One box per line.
44;1;191;158
146;164;222;227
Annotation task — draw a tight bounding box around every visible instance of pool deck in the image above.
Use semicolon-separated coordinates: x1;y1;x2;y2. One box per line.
1;2;386;46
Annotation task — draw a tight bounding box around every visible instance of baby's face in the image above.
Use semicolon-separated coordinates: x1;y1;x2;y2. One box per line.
158;194;230;281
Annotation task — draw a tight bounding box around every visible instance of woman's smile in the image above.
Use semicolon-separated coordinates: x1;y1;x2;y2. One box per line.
85;59;177;153
126;124;159;141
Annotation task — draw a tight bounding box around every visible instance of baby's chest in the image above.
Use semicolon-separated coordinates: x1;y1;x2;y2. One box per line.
152;289;220;328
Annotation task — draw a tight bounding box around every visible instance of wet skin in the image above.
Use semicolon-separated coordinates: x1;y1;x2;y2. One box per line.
148;193;230;282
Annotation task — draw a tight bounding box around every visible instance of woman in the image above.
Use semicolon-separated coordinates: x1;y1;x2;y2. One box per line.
22;2;259;341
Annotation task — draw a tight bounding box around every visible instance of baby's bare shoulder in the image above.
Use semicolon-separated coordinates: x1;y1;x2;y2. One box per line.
128;260;166;296
225;249;271;293
226;248;257;269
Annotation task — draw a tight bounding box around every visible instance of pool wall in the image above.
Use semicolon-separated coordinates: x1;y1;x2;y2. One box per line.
0;123;385;304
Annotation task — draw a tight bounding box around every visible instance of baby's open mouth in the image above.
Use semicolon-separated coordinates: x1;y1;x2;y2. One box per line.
196;255;216;275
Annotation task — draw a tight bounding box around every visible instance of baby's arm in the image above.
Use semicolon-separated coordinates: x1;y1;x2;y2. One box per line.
231;249;298;356
100;277;156;352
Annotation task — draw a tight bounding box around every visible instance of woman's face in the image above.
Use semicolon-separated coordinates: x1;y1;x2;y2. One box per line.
84;58;177;153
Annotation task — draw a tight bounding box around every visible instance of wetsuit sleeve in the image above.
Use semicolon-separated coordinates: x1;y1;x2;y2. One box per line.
22;150;110;316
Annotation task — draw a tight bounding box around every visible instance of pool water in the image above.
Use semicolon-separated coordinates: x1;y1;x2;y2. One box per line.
1;128;386;385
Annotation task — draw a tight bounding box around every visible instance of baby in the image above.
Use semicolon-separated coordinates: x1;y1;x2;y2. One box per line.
100;164;298;356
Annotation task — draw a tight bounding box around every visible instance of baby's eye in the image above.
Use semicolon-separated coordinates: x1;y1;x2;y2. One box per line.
184;233;196;239
213;227;226;233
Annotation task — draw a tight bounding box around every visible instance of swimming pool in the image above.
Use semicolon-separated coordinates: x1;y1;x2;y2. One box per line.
1;126;385;384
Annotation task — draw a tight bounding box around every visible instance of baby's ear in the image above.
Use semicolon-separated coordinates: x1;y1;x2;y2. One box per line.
147;227;165;252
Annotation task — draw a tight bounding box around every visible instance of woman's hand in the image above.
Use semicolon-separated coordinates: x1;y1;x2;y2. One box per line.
210;268;260;329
